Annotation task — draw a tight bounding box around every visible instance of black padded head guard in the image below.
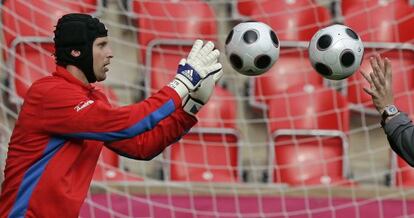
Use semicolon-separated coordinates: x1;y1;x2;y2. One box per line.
54;13;108;83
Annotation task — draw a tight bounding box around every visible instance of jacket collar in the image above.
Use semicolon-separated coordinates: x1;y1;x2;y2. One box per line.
53;65;94;91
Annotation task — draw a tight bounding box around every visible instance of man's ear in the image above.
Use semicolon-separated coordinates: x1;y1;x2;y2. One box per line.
70;50;81;58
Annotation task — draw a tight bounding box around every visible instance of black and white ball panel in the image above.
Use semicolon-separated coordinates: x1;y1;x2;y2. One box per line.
230;54;243;70
270;30;279;48
345;28;359;40
314;62;333;76
243;30;258;44
340;50;355;67
254;55;271;69
225;30;234;45
317;34;332;50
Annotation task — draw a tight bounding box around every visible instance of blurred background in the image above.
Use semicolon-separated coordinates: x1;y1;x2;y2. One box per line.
1;0;414;217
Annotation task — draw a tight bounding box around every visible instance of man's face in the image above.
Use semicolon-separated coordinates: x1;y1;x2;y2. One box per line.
93;36;113;82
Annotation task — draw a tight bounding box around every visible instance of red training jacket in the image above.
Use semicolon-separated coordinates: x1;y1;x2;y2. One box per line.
0;66;197;217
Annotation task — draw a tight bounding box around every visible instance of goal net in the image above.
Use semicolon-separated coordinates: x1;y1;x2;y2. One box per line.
1;0;414;217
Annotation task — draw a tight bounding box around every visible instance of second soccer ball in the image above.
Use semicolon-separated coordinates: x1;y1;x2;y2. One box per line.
225;22;280;76
308;24;364;80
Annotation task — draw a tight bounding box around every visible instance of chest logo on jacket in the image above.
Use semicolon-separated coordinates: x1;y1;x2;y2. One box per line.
74;100;95;112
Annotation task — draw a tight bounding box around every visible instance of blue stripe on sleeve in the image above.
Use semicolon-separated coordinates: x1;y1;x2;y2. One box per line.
9;137;66;218
63;99;176;141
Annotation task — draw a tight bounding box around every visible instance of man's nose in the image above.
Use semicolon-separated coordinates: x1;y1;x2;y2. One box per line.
107;47;114;59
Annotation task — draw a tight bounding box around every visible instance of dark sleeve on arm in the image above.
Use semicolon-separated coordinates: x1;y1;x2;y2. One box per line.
104;107;197;160
383;112;414;166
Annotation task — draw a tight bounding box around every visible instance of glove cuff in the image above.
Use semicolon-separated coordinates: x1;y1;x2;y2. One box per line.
168;79;189;99
183;96;204;116
176;63;202;90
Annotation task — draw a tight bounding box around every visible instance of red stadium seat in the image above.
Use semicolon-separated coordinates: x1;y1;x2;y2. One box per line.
147;45;191;95
167;129;240;183
92;163;144;182
11;42;55;101
134;1;219;117
392;155;414;187
196;87;238;129
273;135;352;186
342;0;414;43
268;85;349;133
395;91;414;120
268;85;352;186
163;86;239;183
250;48;323;110
234;0;257;17
1;0;102;103
1;0;94;60
132;0;217;62
236;0;331;40
93;147;144;182
78;0;101;14
2;0;82;46
2;0;114;103
347;49;414;113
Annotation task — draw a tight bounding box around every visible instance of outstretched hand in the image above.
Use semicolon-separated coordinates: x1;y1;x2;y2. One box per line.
168;40;221;99
176;40;221;91
360;54;394;114
181;56;223;116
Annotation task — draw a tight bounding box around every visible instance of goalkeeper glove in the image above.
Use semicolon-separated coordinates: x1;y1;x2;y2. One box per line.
168;40;221;99
183;61;223;116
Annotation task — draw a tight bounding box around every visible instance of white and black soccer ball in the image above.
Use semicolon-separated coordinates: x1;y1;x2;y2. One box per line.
225;22;280;76
308;24;364;80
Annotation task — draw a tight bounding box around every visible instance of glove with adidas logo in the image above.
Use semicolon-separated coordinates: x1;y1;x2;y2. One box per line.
168;40;221;99
182;59;224;116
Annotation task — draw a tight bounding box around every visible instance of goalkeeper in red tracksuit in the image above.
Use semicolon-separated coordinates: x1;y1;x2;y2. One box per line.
0;13;223;217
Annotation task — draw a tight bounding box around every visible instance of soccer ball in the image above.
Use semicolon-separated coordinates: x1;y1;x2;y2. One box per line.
308;24;364;80
225;21;280;76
